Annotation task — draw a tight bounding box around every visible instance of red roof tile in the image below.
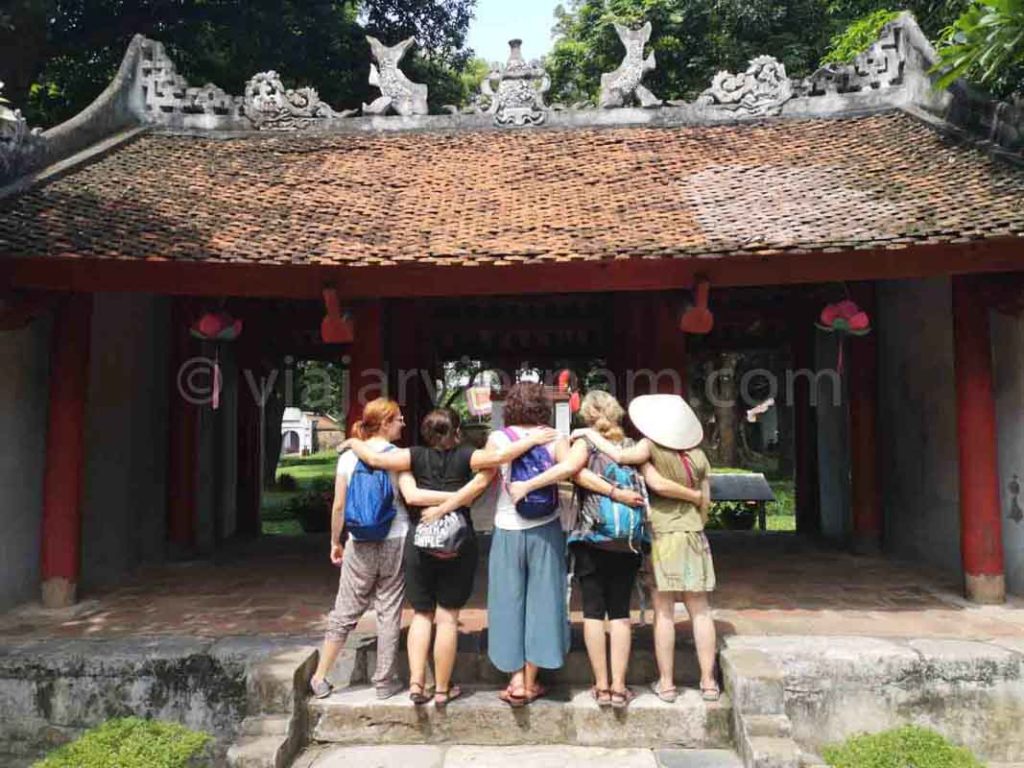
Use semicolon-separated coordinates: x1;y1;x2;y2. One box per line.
1;111;1022;267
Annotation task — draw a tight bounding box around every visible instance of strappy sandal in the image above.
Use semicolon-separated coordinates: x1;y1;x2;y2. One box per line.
650;681;678;703
610;687;636;709
434;685;463;710
524;682;548;704
701;684;721;702
499;683;528;708
409;681;431;705
591;686;612;708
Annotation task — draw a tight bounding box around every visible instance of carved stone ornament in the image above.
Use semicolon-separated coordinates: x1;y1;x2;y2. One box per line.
0;81;46;182
698;55;794;116
139;39;242;118
804;19;904;96
363;36;428;116
481;40;550;127
243;71;336;130
600;22;661;109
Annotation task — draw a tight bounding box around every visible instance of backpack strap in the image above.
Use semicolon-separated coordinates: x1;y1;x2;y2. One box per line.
501;426;519;442
678;450;696;488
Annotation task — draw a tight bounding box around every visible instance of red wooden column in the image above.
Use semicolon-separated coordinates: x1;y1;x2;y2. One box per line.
346;300;385;432
39;293;93;608
166;299;198;550
952;275;1006;604
848;283;882;552
654;293;688;397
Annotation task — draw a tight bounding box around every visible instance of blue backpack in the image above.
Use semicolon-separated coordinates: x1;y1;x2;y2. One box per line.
343;446;396;541
503;427;559;519
577;439;648;551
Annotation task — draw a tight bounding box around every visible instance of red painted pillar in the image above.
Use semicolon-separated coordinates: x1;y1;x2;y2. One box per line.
655;293;688;397
39;293;93;608
953;275;1005;603
848;283;882;552
346;301;385;433
166;299;197;549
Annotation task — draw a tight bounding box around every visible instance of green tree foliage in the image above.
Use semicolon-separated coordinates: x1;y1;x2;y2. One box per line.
0;0;477;128
935;0;1024;97
546;0;970;104
821;8;901;63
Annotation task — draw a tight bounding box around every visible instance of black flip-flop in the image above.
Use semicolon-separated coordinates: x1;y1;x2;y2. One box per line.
434;684;463;709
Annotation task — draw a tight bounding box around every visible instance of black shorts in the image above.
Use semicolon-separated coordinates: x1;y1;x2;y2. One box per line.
404;527;478;612
572;542;641;620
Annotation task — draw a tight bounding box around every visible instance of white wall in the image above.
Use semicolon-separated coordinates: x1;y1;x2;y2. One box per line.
992;310;1024;596
876;277;962;574
0;316;51;610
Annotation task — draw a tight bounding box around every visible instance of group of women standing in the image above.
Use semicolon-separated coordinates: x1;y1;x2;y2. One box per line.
307;382;719;710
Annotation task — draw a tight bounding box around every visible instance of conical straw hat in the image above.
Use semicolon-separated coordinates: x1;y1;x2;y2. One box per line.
628;394;704;450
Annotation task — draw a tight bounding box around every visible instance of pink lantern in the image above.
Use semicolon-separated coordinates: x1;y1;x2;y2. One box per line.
816;299;871;373
190;310;243;410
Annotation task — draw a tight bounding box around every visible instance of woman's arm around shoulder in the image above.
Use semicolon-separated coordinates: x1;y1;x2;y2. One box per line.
420;468;497;523
569;430;651;466
337;438;412;472
396;471;452;507
469;427;559;470
640;462;704;505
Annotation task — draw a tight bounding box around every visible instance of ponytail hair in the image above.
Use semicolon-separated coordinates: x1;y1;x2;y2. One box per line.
578;390;625;443
350;397;401;439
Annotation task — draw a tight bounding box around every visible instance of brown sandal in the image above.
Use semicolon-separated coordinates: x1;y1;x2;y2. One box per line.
409;681;431;705
591;686;612;708
434;685;463;709
611;687;636;709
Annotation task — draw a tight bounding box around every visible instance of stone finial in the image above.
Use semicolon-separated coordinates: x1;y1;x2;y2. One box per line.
600;22;661;109
480;39;550;126
243;71;336;130
363;36;428;116
0;81;46;182
697;56;794;116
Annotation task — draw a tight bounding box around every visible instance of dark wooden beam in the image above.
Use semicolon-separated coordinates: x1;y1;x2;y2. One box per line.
5;237;1023;299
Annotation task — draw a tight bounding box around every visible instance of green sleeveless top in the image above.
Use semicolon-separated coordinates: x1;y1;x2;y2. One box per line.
647;443;710;534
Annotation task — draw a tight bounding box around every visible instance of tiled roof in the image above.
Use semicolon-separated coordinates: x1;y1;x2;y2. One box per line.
1;111;1022;267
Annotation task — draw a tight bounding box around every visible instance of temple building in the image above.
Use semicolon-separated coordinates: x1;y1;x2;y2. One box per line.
1;11;1023;616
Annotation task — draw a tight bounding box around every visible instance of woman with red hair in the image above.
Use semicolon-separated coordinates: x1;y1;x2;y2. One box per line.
309;398;414;700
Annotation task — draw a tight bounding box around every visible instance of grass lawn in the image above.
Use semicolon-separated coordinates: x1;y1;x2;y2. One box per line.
261;452;339;536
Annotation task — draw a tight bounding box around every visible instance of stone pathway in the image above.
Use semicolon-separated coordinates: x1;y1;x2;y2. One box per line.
2;533;1023;640
293;745;744;768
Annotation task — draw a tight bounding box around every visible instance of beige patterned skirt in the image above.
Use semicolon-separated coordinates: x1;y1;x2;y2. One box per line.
650;530;716;593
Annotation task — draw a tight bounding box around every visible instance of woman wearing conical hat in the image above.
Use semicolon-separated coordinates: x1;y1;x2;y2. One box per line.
573;393;719;703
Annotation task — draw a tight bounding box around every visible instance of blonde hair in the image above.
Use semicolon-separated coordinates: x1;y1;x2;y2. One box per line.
350;398;401;440
579;390;625;443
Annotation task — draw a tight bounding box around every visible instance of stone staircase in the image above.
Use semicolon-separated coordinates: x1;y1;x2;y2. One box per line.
305;627;735;755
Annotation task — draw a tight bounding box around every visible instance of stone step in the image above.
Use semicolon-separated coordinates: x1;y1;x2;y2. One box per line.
294;745;745;768
308;684;733;749
349;626;706;687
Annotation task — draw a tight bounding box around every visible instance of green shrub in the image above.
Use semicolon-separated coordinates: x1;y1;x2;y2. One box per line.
822;9;902;65
34;717;211;768
275;472;298;491
823;725;984;768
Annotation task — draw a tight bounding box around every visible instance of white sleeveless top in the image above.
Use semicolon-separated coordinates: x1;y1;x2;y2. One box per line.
490;426;561;531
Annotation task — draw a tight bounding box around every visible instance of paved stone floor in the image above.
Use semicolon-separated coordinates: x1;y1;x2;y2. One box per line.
292;745;744;768
1;533;1022;640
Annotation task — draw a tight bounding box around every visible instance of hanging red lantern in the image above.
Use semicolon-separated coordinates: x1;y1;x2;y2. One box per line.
190;309;242;411
816;299;871;336
321;287;354;344
816;299;871;374
190;310;242;342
